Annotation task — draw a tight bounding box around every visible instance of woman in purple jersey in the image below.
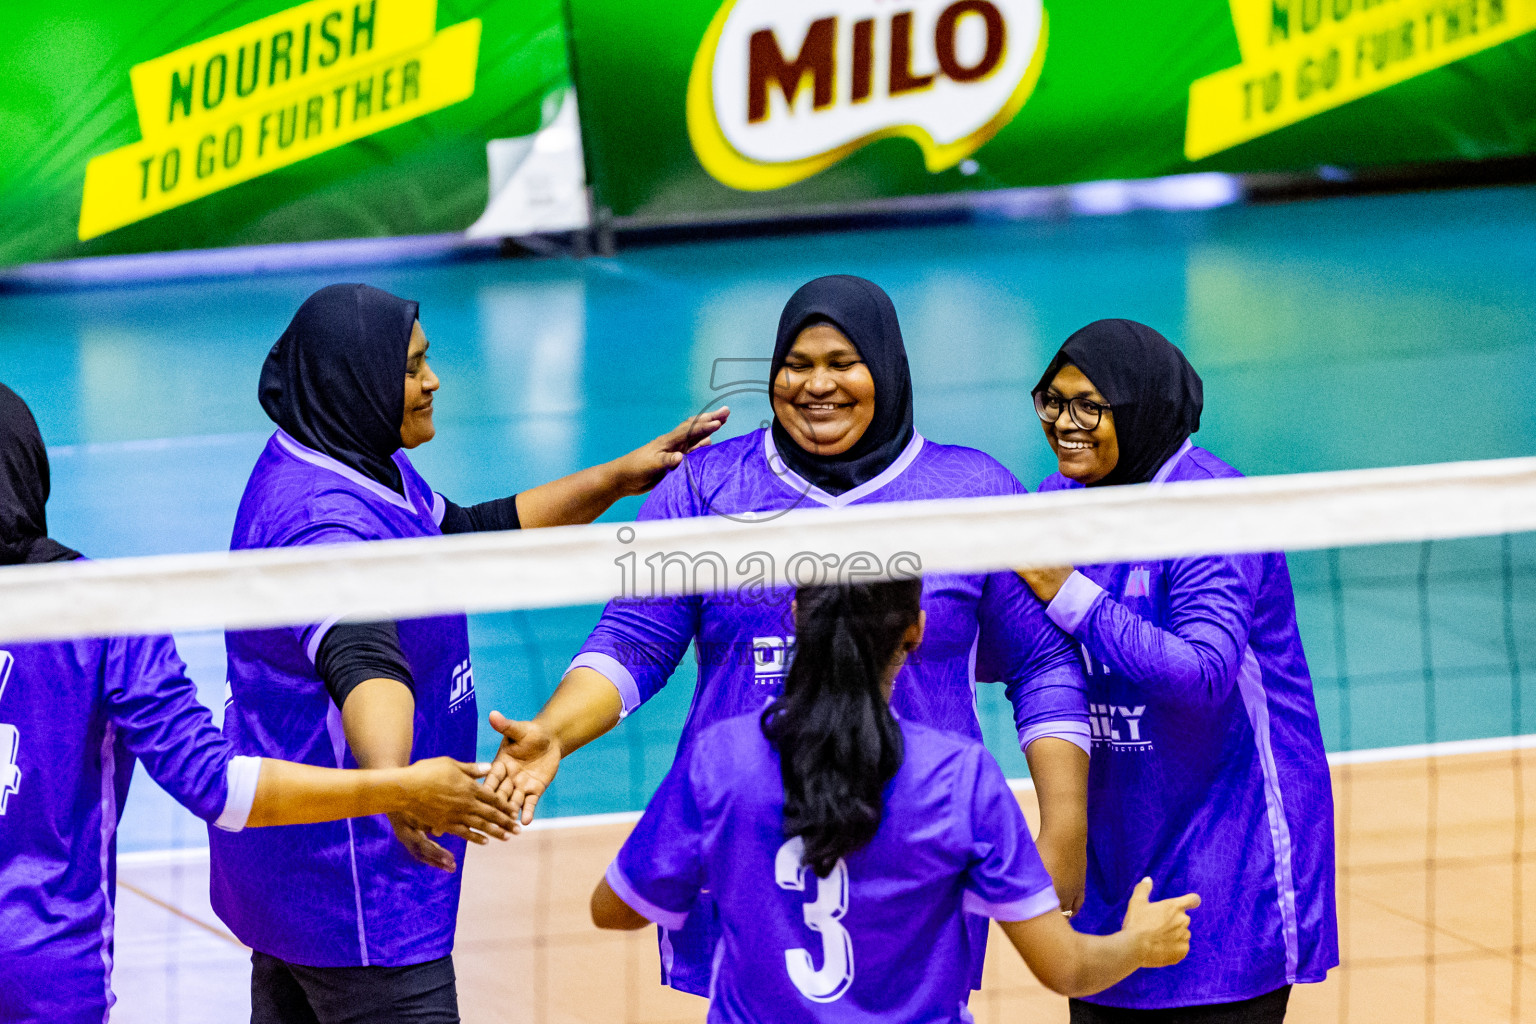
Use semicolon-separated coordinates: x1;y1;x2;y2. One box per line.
212;284;726;1024
1019;320;1338;1023
489;274;1091;996
591;579;1198;1024
0;383;519;1024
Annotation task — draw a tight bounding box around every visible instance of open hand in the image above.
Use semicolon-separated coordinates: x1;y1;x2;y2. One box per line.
1121;878;1200;968
486;711;563;827
388;811;458;873
398;757;517;841
609;407;730;497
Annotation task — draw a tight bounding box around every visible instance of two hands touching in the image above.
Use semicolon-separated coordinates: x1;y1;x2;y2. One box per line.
385;708;577;871
379;411;725;868
384;713;564;869
384;758;519;873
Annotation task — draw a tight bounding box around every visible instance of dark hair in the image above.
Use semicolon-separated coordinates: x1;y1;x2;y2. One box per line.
761;578;923;876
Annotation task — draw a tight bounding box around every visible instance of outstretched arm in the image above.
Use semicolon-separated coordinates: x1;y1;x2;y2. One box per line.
999;878;1199;998
513;408;728;528
105;637;516;855
485;667;625;824
245;757;515;839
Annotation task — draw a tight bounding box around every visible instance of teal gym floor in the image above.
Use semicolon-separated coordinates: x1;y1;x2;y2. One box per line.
3;184;1534;852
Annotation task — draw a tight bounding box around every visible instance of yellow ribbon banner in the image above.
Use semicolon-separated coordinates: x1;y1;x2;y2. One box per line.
1186;0;1536;161
79;0;479;240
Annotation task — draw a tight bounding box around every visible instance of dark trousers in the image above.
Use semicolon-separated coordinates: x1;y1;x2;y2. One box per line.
1070;985;1292;1024
250;951;460;1024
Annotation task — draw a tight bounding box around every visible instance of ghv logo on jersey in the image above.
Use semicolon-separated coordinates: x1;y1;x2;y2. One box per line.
1089;703;1152;751
449;658;475;713
753;635;795;684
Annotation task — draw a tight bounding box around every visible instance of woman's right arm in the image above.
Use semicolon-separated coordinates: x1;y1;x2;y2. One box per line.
244;756;516;839
486;461;708;819
591;744;705;930
998;878;1198;998
484;594;699;820
964;748;1198;996
483;667;624;823
103;636;516;846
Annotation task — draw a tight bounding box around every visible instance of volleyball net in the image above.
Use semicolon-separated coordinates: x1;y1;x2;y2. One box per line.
14;456;1536;1023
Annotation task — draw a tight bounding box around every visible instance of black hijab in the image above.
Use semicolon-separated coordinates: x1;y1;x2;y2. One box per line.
769;275;915;496
0;384;80;565
260;283;418;493
1035;319;1203;487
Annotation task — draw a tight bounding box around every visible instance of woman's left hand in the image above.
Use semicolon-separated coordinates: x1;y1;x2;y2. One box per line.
610;406;730;497
1018;566;1076;603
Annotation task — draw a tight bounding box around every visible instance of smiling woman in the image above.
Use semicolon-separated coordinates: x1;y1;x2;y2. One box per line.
1020;319;1337;1024
399;320;438;448
209;282;726;1023
770;322;876;458
1033;364;1119;485
768;274;915;495
488;273;1093;1004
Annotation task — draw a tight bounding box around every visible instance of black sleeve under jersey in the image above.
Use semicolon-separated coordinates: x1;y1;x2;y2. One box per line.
438;494;522;534
316;621;416;709
316;495;519;706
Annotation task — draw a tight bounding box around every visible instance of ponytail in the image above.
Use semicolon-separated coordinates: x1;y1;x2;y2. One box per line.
761;578;923;877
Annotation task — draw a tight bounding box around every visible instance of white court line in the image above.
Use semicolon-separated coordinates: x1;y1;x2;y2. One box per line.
116;733;1536;867
119;846;212;867
1325;732;1536;765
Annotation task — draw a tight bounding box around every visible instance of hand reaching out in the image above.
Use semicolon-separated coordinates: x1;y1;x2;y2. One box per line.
609;407;730;497
486;711;564;827
399;757;517;839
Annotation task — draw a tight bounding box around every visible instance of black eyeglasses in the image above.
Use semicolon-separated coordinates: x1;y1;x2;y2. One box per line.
1033;389;1111;431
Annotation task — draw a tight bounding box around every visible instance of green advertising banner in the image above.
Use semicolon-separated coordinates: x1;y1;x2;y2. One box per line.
565;0;1536;224
0;0;569;267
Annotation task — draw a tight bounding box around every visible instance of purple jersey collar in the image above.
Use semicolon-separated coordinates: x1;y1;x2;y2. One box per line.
762;428;925;508
1149;438;1194;487
272;429;416;513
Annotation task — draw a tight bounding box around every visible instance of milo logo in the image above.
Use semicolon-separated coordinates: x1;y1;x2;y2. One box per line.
686;0;1047;191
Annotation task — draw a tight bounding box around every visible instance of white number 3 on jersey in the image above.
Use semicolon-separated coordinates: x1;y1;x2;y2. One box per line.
0;652;18;814
774;836;854;1002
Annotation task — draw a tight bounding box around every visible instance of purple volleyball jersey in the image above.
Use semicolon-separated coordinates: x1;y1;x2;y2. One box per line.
573;429;1087;993
609;713;1061;1024
210;430;477;968
1039;442;1338;1007
0;632;251;1024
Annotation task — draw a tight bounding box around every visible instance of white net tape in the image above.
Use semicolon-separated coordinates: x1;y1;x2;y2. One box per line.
1;456;1534;644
